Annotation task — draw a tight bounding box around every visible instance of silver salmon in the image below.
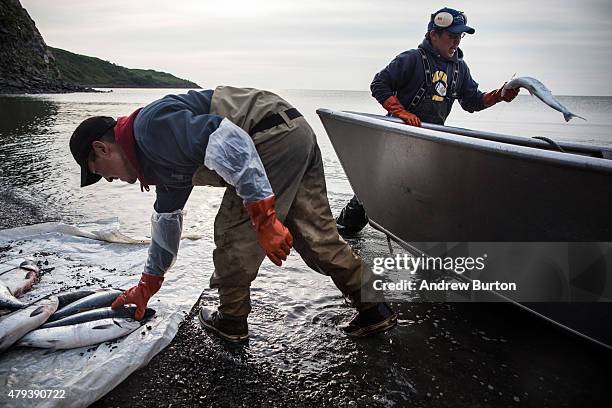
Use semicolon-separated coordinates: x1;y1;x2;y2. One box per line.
17;317;141;350
0;296;59;353
48;289;123;322
54;289;98;309
0;281;26;311
503;76;586;122
41;306;155;329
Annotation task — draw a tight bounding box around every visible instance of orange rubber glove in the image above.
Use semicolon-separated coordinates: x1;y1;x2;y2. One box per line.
111;273;164;320
382;95;421;127
245;195;293;266
483;83;519;107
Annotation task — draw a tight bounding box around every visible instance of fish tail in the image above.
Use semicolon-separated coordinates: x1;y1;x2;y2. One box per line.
564;112;587;122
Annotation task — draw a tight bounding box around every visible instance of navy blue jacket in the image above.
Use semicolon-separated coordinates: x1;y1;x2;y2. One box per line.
133;89;272;214
133;89;220;213
371;39;486;113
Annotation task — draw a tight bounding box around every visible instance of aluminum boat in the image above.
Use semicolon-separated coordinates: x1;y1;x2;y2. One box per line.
317;108;612;349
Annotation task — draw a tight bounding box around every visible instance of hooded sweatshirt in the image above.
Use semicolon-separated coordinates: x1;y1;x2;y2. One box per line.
370;38;486;115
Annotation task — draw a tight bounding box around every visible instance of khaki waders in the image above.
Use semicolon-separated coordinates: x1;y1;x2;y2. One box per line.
192;87;382;318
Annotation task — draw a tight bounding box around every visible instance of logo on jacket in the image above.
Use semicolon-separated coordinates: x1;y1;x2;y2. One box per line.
431;70;448;102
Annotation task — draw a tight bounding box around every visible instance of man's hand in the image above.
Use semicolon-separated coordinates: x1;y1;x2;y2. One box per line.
111;273;164;320
382;95;422;127
501;85;519;102
245;195;293;266
483;82;520;107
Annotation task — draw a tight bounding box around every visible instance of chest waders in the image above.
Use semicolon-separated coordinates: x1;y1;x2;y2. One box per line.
197;87;382;320
407;48;459;125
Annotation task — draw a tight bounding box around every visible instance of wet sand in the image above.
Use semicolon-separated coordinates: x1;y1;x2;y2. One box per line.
90;299;610;408
0;187;56;230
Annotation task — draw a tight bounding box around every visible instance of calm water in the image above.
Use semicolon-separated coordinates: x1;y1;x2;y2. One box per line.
1;89;611;406
1;89;610;236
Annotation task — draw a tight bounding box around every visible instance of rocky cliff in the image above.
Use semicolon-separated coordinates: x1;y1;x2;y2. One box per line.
0;0;84;93
0;0;198;93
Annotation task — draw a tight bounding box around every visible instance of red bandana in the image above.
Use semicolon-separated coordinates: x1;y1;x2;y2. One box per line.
114;108;155;190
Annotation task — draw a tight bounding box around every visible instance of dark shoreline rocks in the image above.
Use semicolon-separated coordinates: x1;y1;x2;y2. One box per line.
0;86;102;95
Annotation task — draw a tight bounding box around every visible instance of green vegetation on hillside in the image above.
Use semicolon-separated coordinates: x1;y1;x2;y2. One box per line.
49;47;199;88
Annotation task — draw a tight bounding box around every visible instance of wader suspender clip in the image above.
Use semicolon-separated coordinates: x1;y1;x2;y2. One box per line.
450;62;459;99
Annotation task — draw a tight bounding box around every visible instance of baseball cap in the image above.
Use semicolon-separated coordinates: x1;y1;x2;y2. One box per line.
428;8;475;35
69;116;116;187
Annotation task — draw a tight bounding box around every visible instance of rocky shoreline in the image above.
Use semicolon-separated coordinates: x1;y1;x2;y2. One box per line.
0;86;101;95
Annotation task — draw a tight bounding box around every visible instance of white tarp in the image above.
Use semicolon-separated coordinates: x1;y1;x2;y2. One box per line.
0;219;212;408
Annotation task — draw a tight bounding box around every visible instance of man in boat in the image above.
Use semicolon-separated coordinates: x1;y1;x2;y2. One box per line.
337;7;519;235
69;86;397;342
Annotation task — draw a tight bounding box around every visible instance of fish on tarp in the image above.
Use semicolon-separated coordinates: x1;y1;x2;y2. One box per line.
503;76;586;122
1;261;40;298
47;289;123;322
0;281;26;312
0;260;41;312
55;289;98;309
41;306;155;329
17;317;141;350
0;296;59;353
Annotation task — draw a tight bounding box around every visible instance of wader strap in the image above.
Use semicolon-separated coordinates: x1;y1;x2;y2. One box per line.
249;108;302;136
408;48;432;110
450;62;459;99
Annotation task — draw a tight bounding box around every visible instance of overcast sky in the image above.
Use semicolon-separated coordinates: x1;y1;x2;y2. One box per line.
20;0;612;95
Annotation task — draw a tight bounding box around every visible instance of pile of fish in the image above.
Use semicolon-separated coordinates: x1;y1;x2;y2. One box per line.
0;260;154;353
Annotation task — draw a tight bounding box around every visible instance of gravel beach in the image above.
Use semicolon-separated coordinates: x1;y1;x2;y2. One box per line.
1;206;609;407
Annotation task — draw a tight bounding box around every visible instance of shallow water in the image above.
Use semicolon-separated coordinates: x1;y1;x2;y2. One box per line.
1;90;611;406
1;90;610;235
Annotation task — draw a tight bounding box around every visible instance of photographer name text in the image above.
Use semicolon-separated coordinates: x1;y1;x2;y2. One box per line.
373;279;517;292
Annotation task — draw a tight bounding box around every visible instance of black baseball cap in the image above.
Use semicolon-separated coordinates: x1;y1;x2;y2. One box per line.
70;116;116;187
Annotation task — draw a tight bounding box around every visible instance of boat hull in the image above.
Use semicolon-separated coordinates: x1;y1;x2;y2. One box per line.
318;109;612;348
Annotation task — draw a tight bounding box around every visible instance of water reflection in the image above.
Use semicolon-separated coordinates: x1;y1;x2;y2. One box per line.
0;96;60;187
